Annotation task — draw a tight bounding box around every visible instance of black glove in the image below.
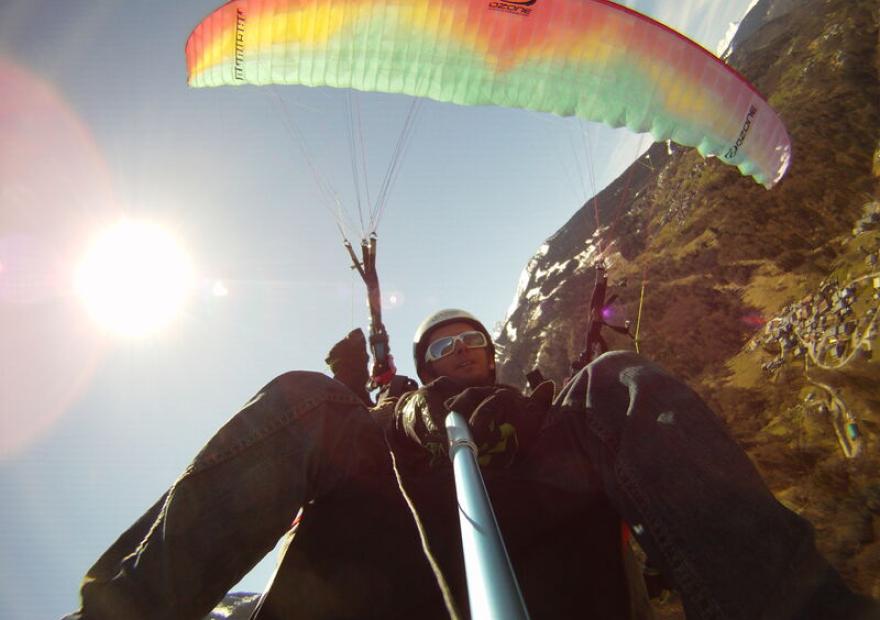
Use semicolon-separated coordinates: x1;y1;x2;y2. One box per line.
325;328;372;406
444;381;554;468
393;377;466;468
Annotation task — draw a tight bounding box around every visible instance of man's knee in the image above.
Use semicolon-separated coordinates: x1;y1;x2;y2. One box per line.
266;370;363;405
561;352;647;428
192;371;370;472
562;351;721;444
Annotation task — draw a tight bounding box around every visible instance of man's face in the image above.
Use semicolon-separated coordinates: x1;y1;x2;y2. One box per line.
424;321;494;386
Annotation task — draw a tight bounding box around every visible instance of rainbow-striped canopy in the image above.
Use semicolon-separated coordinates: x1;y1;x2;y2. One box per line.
186;0;790;188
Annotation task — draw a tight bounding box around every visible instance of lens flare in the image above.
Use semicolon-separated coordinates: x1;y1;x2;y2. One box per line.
384;290;405;309
75;220;195;337
1;59;113;457
212;280;229;297
740;313;766;328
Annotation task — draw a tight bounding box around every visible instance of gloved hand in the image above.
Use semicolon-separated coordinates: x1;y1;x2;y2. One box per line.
325;328;372;406
444;381;554;468
393;377;466;467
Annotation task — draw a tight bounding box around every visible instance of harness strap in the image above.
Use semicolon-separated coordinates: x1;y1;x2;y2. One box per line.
387;441;463;620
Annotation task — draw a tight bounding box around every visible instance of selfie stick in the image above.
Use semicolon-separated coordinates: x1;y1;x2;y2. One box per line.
445;411;530;620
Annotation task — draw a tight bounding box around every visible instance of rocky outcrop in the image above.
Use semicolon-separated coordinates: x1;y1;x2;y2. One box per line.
206;593;260;619
497;0;880;608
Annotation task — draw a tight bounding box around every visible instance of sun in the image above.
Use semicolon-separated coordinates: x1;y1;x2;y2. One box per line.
75;220;195;337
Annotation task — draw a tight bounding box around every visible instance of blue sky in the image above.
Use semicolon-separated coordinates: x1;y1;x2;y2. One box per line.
0;1;756;617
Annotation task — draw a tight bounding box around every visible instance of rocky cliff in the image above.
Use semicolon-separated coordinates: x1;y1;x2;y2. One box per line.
496;0;880;611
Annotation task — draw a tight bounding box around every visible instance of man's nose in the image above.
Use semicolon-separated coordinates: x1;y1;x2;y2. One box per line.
452;337;468;354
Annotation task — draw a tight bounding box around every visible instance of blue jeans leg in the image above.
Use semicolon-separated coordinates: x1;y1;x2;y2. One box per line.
556;351;873;620
76;371;383;620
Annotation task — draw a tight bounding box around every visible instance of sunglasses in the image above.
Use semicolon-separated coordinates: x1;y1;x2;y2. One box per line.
425;330;489;363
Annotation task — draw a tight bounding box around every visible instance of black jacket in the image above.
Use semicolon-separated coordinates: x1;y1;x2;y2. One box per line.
253;384;635;619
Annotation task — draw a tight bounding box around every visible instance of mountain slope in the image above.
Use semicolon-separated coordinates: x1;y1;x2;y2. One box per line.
497;0;880;606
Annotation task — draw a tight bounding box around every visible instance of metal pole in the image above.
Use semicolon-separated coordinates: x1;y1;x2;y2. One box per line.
445;411;530;620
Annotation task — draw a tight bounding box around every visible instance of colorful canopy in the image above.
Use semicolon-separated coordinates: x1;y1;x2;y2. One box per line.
186;0;790;188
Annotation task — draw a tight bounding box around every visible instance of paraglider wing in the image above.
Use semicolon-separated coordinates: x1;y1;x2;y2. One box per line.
186;0;790;188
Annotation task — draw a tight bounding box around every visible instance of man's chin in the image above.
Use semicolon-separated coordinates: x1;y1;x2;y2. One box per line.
454;370;494;388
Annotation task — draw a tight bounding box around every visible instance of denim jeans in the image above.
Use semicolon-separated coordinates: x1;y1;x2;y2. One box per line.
555;351;876;619
68;356;877;619
71;372;441;619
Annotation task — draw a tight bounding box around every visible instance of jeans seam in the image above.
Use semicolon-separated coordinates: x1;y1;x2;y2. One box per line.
588;411;727;620
616;459;725;619
188;391;363;475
